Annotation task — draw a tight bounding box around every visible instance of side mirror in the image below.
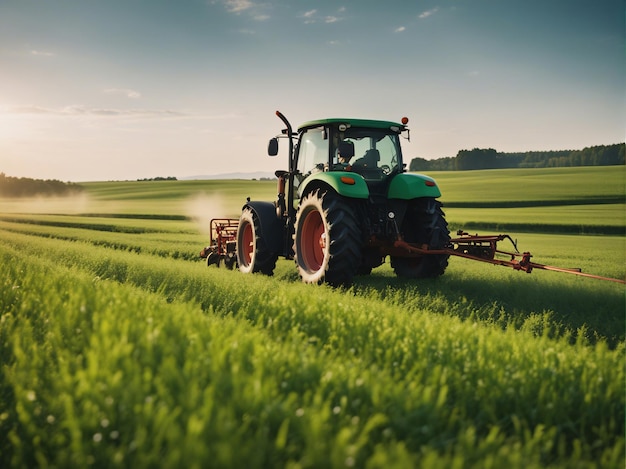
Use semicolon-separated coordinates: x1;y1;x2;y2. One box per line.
268;138;279;156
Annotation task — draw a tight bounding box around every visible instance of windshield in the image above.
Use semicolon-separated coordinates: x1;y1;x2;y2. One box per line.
294;125;404;184
335;129;402;179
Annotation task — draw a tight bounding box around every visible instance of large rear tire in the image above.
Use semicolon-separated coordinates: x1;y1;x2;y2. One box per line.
391;198;450;278
236;208;278;275
293;190;361;286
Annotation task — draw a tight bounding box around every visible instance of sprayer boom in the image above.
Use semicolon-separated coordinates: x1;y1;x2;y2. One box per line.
393;230;625;284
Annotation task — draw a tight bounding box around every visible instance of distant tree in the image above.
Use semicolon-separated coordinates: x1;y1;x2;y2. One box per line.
429;157;456;170
137;176;178;181
455;148;498;170
409;157;431;171
408;143;624;171
0;173;83;197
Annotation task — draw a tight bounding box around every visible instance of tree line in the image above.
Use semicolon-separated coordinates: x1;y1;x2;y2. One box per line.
0;173;84;197
137;176;178;181
409;143;625;171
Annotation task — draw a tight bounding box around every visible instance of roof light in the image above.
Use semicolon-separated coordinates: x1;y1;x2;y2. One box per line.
401;117;409;125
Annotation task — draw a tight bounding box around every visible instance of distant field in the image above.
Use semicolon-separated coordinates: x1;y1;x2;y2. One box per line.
430;166;625;204
0;166;623;235
0;166;624;467
444;204;626;235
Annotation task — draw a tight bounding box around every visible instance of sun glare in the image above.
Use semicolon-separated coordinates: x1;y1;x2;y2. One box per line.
0;111;33;140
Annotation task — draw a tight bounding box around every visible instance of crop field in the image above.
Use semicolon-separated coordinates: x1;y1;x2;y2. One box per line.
0;166;624;467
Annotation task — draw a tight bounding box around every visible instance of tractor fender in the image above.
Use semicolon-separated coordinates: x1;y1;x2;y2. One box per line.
240;200;283;253
299;171;369;199
387;173;442;199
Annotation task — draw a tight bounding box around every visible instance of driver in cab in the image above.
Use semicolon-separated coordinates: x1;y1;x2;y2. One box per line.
335;141;354;171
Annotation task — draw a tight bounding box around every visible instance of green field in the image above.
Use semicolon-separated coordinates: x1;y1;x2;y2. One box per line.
0;166;624;467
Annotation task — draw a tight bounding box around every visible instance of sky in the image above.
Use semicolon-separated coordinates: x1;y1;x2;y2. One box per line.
0;0;624;182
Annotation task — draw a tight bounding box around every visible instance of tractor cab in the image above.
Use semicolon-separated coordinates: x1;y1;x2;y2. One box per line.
292;118;407;188
267;117;411;213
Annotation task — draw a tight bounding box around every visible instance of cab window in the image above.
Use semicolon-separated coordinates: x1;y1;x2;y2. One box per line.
296;127;328;176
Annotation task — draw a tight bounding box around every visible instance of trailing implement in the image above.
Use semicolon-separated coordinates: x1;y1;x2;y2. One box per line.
200;111;625;286
199;219;238;269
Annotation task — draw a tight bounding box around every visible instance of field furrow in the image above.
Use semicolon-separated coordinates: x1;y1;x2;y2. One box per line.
1;226;624;341
0;219;205;261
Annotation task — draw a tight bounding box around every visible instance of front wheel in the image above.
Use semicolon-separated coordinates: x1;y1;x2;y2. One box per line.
236;208;277;275
293;190;361;286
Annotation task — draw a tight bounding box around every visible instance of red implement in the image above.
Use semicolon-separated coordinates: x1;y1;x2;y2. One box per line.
199;218;239;269
394;230;625;284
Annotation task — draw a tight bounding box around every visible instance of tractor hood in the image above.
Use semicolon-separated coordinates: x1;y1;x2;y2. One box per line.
298;171;370;199
387;173;442;199
298;171;441;200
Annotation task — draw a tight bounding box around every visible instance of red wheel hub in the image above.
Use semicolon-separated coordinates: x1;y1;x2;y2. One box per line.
241;222;253;265
301;209;325;271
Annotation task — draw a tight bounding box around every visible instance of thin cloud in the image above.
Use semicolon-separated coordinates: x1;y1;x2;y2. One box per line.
104;88;142;99
30;49;55;57
223;0;254;13
395;26;406;33
419;8;439;19
301;9;317;23
6;105;186;118
301;9;344;25
219;0;269;20
6;105;54;115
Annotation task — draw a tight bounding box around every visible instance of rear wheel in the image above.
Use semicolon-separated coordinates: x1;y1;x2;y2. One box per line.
293;190;361;286
391;198;450;278
236;208;277;275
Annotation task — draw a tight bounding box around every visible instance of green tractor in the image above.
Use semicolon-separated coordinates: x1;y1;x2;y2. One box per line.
235;111;450;286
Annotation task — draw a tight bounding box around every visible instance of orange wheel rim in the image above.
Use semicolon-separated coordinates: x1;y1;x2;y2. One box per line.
241;222;253;266
301;209;325;271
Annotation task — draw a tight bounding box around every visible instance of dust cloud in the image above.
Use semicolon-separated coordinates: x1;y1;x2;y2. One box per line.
184;192;231;235
0;192;92;214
